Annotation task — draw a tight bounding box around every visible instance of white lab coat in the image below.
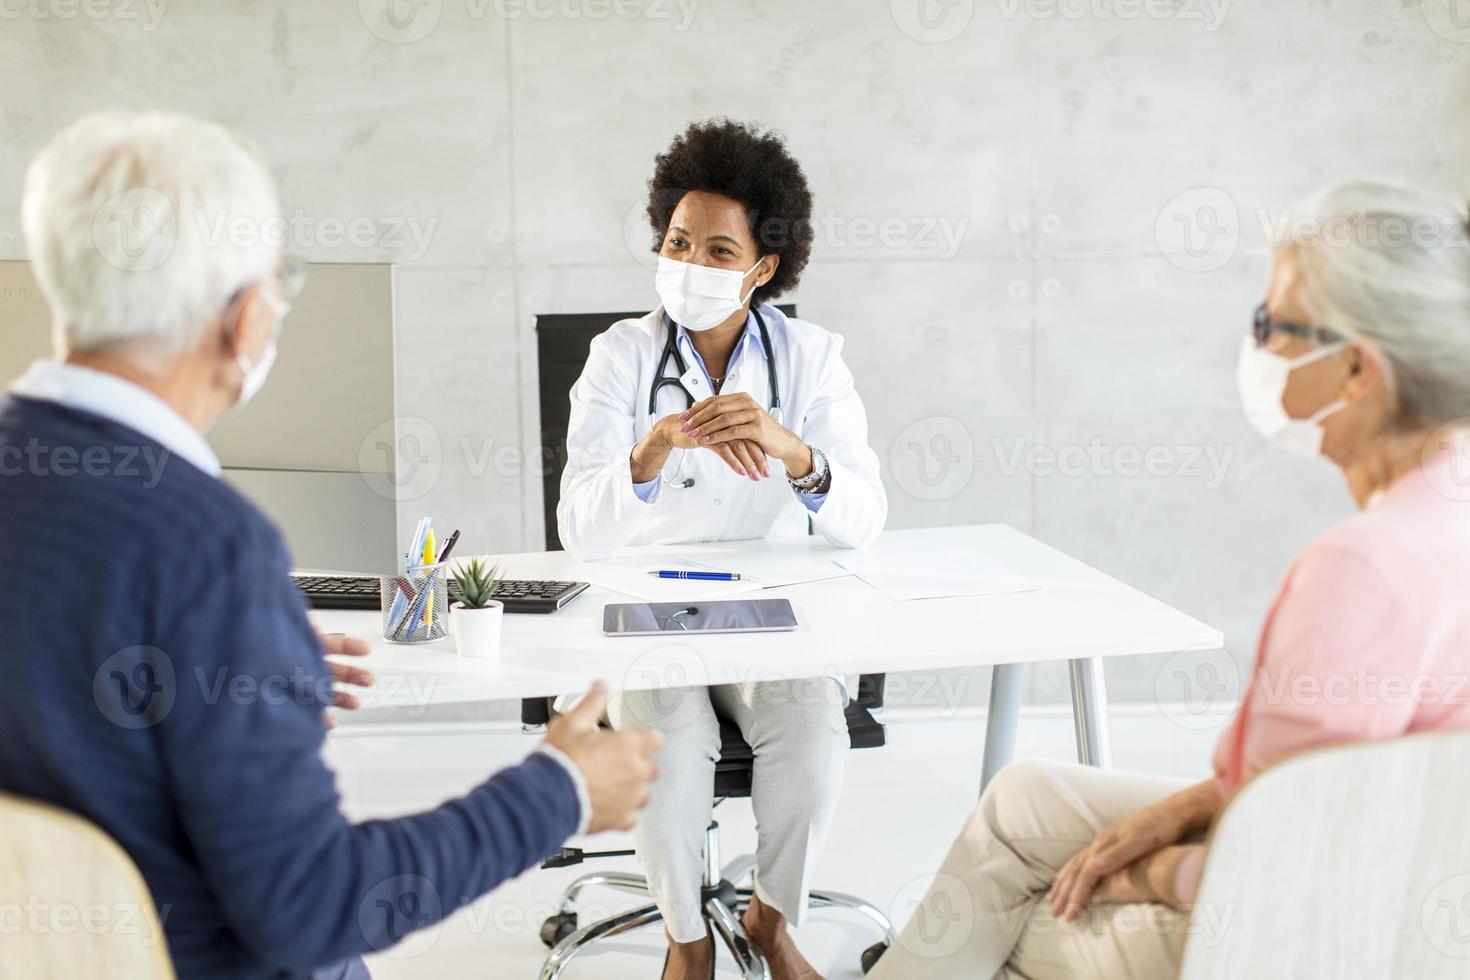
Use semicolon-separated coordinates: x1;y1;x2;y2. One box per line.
557;303;887;559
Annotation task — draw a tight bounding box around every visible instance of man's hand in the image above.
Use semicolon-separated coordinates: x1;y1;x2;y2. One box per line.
543;680;662;833
320;632;374;726
1048;779;1222;921
681;394;812;479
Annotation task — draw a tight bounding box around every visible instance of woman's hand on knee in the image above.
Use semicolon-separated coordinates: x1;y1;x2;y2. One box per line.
1047;798;1191;922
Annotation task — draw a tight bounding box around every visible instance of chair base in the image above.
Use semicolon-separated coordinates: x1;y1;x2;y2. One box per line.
537;822;895;979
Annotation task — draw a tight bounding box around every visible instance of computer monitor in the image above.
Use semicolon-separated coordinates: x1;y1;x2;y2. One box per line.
0;260;399;572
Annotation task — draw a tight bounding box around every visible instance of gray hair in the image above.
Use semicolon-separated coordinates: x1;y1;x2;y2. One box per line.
1281;179;1470;430
21;111;281;358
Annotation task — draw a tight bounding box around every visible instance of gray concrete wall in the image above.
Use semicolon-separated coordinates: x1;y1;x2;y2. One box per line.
2;0;1465;707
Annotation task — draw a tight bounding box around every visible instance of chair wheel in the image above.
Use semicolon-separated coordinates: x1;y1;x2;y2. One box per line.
540;912;578;948
860;940;889;974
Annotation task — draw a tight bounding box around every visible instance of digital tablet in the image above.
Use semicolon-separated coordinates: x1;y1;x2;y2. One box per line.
602;598;798;637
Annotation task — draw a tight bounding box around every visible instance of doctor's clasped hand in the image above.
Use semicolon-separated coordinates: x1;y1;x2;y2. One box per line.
681;392;820;482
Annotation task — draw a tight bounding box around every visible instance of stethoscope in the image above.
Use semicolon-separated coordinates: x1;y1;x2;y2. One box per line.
647;306;783;490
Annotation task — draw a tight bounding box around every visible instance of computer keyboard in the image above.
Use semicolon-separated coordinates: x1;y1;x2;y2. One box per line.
292;574;588;614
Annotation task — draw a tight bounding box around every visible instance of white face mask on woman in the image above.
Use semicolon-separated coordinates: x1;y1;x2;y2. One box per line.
654;255;764;331
1235;335;1347;457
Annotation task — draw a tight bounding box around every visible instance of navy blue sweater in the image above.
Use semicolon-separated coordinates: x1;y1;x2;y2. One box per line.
0;395;580;978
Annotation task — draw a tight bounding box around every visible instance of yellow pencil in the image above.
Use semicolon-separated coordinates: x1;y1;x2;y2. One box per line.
422;529;435;631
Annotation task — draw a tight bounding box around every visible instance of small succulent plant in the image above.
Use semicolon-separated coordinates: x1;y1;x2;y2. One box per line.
453;558;503;609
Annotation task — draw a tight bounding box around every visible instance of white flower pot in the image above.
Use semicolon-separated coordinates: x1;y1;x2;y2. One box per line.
452;601;504;658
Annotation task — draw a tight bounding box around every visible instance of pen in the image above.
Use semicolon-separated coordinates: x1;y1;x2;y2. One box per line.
648;570;742;581
436;529;461;564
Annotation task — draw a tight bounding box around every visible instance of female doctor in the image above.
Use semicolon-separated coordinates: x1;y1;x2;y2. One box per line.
558;119;887;980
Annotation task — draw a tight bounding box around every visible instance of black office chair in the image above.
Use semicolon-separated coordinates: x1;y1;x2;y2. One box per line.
528;311;896;978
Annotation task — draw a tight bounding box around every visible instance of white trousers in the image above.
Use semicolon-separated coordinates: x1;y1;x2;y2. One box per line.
867;759;1195;980
607;678;849;943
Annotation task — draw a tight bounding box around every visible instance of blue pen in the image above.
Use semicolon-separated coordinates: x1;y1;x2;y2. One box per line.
648;570;742;581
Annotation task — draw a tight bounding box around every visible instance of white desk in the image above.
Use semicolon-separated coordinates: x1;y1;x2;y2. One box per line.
311;524;1222;789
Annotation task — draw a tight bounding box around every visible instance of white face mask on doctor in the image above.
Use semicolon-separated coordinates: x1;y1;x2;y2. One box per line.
1235;334;1349;457
655;255;765;331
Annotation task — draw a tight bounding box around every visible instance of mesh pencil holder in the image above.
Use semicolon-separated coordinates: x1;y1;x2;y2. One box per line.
381;561;450;644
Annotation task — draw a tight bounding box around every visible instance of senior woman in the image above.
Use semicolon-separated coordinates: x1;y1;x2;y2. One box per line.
557;119;887;980
868;178;1470;980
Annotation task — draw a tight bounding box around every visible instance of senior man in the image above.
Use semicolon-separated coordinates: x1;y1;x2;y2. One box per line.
0;111;660;979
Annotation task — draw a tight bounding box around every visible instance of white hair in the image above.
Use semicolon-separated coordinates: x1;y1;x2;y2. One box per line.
20;111;281;357
1282;179;1470;429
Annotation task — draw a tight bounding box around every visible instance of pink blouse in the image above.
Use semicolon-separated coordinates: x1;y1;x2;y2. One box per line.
1213;449;1470;797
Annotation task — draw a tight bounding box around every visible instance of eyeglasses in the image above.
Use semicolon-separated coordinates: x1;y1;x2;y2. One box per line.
1251;302;1344;349
277;254;307;305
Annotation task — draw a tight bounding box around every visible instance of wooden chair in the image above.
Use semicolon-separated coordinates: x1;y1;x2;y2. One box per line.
1179;729;1470;979
0;793;175;979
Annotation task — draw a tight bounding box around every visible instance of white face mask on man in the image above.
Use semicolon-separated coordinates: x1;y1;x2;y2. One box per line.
1235;335;1348;457
654;255;765;331
229;290;287;415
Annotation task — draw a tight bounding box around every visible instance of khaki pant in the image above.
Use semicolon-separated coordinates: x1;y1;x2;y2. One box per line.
869;759;1195;980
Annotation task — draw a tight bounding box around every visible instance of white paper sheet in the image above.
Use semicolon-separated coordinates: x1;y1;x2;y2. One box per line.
578;552;852;602
833;549;1040;601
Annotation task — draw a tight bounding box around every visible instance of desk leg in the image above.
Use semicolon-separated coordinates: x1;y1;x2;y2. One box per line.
1068;658;1111;767
980;663;1024;796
